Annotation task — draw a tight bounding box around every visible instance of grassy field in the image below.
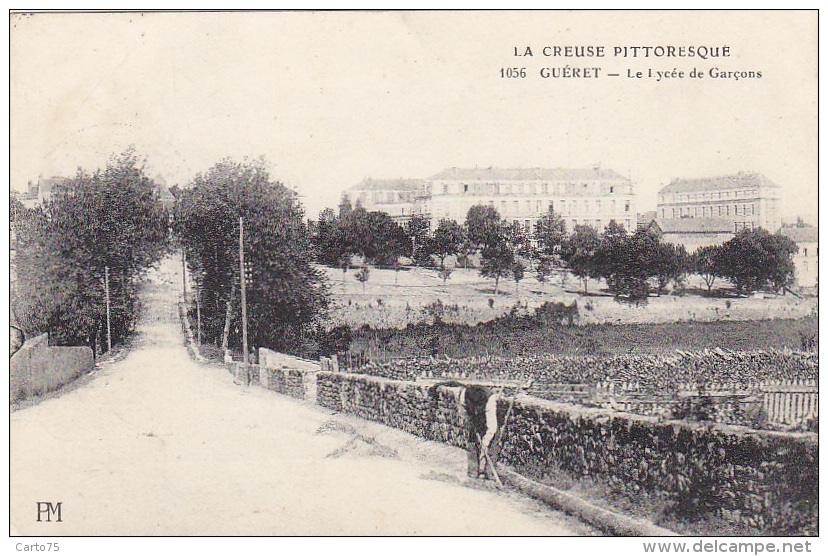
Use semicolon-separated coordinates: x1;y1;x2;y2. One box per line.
324;264;817;359
323;265;817;331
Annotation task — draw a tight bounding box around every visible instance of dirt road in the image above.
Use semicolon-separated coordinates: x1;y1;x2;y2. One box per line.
10;257;591;536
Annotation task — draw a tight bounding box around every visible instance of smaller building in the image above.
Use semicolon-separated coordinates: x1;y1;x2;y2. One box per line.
657;172;782;235
347;178;428;223
656;217;734;252
781;226;818;288
18;175;68;209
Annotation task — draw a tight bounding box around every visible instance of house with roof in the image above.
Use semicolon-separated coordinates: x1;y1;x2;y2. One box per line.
781;226;818;288
655;216;735;252
347;178;428;224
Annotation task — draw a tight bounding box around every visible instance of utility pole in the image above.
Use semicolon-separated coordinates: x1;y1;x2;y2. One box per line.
104;265;112;353
182;249;187;302
239;216;249;364
196;276;202;345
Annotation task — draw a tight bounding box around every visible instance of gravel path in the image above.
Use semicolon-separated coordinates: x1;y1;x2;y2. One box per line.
10;256;593;536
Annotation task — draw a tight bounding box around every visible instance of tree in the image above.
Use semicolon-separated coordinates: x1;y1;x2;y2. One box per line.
560;225;601;293
405;214;431;261
354;265;370;294
595;220;628;295
174;158;328;355
650;241;689;295
717;228;798;295
12;149;169;352
512;259;526;293
480;236;514;294
605;228;659;305
536;256;554;285
504;221;533;259
534;208;568;261
465;204;501;250
692;244;724;293
313;207;350;267
366;211;408;266
426;219;466;282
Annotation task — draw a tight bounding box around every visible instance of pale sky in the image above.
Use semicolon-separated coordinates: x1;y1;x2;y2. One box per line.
10;10;817;221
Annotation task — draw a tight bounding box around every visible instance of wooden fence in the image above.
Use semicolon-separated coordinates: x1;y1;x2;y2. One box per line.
760;379;818;425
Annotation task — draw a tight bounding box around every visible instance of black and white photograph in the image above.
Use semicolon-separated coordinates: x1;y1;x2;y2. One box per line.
7;8;819;547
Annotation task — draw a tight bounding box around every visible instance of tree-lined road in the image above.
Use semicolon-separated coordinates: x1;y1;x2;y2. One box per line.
10;256;591;536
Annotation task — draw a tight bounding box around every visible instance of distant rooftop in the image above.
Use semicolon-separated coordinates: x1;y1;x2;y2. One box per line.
429;167;628;181
657;217;734;234
349;178;426;192
782;226;818;244
659;172;780;195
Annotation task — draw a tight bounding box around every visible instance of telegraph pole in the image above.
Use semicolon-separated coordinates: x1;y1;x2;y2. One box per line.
239;216;249;364
104;265;112;353
196;276;202;345
182;249;187;302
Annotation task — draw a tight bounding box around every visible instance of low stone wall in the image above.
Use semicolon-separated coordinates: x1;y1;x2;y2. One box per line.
10;333;94;402
316;371;469;449
262;367;307;400
223;346;818;536
495;395;818;536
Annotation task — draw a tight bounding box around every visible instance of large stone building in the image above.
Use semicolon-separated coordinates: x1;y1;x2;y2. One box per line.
348;167;637;233
428;167;636;233
656;172;782;238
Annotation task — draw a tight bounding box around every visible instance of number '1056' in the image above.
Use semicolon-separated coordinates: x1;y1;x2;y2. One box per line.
500;67;526;78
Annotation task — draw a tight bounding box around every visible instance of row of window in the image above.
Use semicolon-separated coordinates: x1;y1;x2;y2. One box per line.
506;218;633;234
662;203;756;219
661;188;758;204
471;198;632;216
437;181;627;196
366;191;416;204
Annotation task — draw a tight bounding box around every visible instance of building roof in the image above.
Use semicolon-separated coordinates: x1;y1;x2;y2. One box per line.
637;210;657;227
349;178;426;192
429;167;628;181
659;172;780;195
657;217;734;234
782;226;818;244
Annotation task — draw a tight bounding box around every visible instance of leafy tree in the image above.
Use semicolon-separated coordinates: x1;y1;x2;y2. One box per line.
354;265;370;294
560;224;601;293
313;207;348;267
437;266;453;284
12;149;169;353
536;256;554;285
606;228;659;305
512;259;526;293
426;218;466;282
405;214;431;260
366;211;408;266
465;204;501;250
692;244;724;293
534;208;568;261
174;157;327;355
504;221;533;258
480;235;514;294
595;220;628;295
650;241;690;295
718;228;798;294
